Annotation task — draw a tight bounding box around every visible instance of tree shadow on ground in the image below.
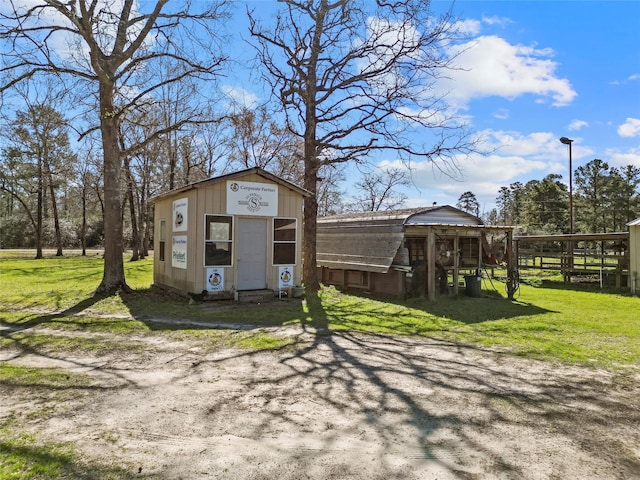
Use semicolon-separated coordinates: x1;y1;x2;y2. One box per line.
2;289;639;479
188;291;639;479
331;287;555;325
0;294;111;333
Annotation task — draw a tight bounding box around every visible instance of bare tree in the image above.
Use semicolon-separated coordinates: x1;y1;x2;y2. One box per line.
227;105;304;178
249;0;476;290
350;167;409;212
1;0;229;293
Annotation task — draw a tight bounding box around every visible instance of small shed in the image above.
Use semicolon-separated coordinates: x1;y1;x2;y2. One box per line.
317;206;516;300
628;218;640;295
152;168;310;299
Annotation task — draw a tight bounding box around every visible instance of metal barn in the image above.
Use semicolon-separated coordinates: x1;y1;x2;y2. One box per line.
317;206;516;300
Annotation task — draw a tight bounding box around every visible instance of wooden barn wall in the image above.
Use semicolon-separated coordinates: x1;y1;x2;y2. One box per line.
321;267;404;296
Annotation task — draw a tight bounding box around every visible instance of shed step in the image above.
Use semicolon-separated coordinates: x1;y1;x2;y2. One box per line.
236;289;275;303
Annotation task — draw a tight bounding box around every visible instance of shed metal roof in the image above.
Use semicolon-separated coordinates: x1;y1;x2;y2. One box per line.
151;167;312;202
317;206;485;273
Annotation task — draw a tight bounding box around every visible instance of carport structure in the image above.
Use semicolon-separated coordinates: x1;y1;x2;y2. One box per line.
317;206;517;300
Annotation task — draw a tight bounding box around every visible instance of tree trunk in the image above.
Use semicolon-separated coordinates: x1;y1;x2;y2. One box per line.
45;164;63;256
35;160;43;259
127;173;140;261
302;183;319;292
138;190;148;259
302;145;320;291
81;183;87;256
96;83;128;293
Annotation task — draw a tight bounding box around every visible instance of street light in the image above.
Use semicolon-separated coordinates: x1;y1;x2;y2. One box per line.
559;137;574;234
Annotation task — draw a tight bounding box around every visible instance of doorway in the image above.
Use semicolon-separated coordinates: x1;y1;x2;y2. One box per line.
237;218;268;290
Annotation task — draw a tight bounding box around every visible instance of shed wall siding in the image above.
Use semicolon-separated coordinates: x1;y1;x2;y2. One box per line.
153;188;199;293
153;171;304;295
631;224;640;295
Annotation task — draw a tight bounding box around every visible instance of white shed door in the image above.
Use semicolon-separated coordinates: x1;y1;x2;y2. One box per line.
237;218;268;290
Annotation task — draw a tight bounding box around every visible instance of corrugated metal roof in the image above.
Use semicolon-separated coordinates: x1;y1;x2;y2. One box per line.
317;205;482;226
627;218;640;227
316;205;484;273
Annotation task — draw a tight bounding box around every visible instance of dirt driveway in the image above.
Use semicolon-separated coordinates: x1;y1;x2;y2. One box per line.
2;320;639;479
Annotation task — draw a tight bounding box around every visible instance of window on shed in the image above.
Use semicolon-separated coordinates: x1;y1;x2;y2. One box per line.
159;220;166;262
273;218;296;265
205;215;232;266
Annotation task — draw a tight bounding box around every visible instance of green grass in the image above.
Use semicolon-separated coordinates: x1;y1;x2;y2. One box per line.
0;251;638;477
1;251;639;369
0;365;133;479
0;421;135;479
0;364;95;389
0;428;76;480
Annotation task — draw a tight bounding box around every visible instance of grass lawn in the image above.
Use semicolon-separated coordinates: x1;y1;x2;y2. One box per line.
1;251;638;479
1;250;639;370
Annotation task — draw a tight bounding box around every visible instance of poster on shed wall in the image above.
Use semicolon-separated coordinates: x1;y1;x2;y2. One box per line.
227;181;278;217
172;235;187;269
206;268;225;292
279;266;294;290
172;198;188;232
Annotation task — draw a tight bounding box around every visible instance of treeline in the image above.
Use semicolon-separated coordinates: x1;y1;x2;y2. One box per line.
0;102;349;257
484;162;640;234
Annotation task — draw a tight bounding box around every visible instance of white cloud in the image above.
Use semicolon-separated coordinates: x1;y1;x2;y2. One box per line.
453;19;482;35
609;73;640;85
443;35;577;109
221;85;259;110
481;15;514;28
604;148;640;168
618;118;640;138
568;120;589;131
374;129;600;210
493;109;509;120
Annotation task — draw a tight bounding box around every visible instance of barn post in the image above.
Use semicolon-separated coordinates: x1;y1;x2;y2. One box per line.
426;228;436;300
506;229;517;300
452;234;460;295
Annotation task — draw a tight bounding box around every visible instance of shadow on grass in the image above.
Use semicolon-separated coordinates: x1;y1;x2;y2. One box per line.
329;287;555;327
0;294;112;333
0;436;152;479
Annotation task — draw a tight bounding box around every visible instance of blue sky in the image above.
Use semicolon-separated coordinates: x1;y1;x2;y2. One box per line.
2;1;638;215
227;0;640;214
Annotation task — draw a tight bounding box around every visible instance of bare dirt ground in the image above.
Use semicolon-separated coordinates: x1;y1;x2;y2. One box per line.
2;319;640;480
